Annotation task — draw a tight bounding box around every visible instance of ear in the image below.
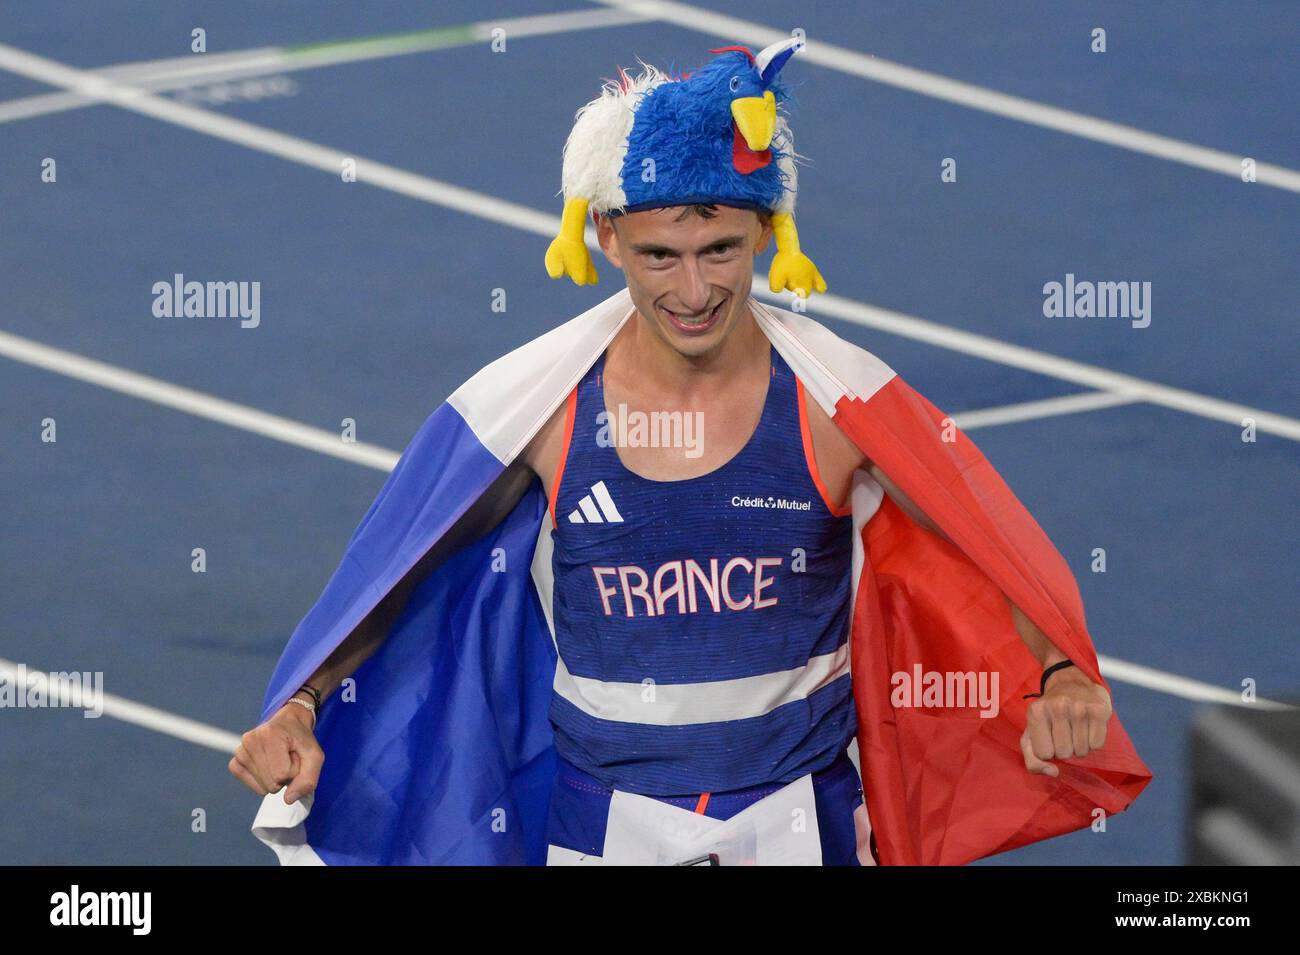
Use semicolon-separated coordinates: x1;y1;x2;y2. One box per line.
754;214;774;255
596;212;624;268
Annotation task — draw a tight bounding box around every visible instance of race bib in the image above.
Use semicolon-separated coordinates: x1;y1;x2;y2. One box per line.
600;774;822;865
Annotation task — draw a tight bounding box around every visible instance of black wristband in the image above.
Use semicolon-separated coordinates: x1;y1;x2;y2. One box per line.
297;683;323;709
1023;660;1076;700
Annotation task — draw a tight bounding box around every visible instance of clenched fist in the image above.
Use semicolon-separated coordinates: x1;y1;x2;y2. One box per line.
229;698;324;805
1020;671;1112;778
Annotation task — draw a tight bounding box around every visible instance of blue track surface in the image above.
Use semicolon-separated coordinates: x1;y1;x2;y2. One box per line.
1;1;1296;865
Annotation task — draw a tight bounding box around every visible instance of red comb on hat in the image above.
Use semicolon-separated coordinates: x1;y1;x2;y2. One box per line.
707;45;755;64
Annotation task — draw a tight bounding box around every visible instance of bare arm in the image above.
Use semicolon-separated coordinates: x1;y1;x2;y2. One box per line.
229;458;538;803
867;462;951;545
1007;597;1073;670
866;458;1112;775
868;461;1080;673
302;459;538;700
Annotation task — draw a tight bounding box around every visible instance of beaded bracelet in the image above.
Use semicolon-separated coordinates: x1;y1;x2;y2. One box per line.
285;695;317;730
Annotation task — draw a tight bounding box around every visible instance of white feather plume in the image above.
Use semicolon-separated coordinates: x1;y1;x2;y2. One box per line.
559;59;672;214
772;113;801;215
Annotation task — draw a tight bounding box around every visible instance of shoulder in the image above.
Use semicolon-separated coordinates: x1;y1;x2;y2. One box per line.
800;374;870;473
751;299;897;405
522;396;570;484
752;299;900;475
446;289;632;467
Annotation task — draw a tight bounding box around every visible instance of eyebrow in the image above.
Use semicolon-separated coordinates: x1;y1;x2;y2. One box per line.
629;234;748;255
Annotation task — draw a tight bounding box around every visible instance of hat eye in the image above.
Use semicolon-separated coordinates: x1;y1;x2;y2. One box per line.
729;75;741;93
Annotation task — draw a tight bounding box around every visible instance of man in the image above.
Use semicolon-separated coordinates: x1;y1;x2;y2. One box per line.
233;40;1150;865
537;200;1122;864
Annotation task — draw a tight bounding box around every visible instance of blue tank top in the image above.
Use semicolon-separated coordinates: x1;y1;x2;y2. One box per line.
547;343;857;797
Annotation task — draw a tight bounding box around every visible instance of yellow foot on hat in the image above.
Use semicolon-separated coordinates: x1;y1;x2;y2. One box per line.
768;212;826;298
545;236;599;286
769;249;827;298
545;197;599;286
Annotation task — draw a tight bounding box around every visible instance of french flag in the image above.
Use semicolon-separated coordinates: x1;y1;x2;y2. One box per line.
252;287;1152;865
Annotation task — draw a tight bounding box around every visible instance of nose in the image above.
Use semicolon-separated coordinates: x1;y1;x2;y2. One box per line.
676;257;712;314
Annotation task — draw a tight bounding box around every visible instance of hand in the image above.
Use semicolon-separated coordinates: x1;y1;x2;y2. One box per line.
1020;670;1111;778
229;698;324;805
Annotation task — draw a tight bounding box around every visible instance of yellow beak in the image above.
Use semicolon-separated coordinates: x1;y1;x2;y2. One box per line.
730;90;776;151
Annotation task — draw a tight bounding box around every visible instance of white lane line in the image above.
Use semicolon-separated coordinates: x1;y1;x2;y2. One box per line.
592;0;1300;194
0;657;244;753
0;43;560;234
0;7;651;127
0;39;1290;780
1;650;1288;772
6;3;1294;199
74;10;643;81
0;325;1123;454
1098;655;1296;711
0;41;1295;443
3;334;1295;717
0;346;1287;725
951;390;1143;431
0;330;399;472
808;292;1300;441
0;318;1178;460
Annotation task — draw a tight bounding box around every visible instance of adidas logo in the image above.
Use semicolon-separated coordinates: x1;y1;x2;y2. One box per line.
567;480;624;524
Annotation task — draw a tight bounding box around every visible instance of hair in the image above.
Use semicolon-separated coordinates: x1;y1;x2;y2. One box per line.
608;203;772;231
665;203;772;226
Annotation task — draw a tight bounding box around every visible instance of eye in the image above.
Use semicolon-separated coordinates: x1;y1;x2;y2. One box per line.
729;75;741;93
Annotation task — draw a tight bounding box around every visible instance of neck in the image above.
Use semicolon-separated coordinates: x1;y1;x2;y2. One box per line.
610;298;769;402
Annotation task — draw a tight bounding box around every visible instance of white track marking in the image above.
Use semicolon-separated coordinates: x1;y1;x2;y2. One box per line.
592;0;1300;193
1;649;1288;770
0;657;244;752
150;8;651;80
0;43;563;234
1097;654;1295;711
0;30;1291;795
7;1;1295;195
806;292;1300;441
0;326;1125;450
0;8;651;127
951;390;1143;430
5;1;1295;195
1;337;1292;716
0;330;398;471
2;43;1294;441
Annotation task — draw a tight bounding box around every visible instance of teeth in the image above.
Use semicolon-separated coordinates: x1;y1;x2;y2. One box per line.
668;303;719;326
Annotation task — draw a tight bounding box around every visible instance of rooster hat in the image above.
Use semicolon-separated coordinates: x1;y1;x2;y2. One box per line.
545;37;826;298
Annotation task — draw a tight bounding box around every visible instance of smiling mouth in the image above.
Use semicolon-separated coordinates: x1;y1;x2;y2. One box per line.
661;299;724;333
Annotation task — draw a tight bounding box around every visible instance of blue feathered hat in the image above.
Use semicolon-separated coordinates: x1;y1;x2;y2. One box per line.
545;37;827;297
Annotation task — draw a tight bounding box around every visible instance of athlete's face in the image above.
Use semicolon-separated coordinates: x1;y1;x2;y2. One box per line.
597;205;772;360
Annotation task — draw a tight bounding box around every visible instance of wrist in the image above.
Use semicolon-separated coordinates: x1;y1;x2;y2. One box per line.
1044;666;1090;691
281;694;317;729
1023;658;1080;700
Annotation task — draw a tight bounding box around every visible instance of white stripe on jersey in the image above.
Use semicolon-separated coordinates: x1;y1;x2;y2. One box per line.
552;643;850;726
